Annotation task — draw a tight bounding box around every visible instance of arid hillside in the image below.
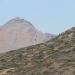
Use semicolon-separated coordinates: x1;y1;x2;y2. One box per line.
0;27;75;75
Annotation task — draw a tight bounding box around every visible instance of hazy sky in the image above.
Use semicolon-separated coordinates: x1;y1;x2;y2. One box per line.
0;0;75;34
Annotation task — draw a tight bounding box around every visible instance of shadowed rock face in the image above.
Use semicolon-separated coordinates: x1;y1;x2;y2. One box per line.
0;17;53;53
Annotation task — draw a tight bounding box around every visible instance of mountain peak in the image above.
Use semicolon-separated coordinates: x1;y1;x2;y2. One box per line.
1;17;34;31
6;17;31;25
0;18;53;53
12;17;23;20
10;17;26;22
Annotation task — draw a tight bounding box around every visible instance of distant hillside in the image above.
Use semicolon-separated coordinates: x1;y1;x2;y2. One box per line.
0;27;75;75
0;17;53;53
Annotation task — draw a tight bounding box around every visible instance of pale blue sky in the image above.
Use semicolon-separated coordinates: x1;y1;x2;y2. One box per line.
0;0;75;34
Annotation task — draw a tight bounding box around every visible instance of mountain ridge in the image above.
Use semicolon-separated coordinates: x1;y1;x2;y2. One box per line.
0;17;53;53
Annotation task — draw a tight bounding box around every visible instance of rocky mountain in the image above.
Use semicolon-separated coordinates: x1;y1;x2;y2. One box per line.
0;27;75;75
0;17;53;53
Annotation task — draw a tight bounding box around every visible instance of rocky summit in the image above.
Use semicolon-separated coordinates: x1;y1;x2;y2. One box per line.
0;17;53;53
0;27;75;75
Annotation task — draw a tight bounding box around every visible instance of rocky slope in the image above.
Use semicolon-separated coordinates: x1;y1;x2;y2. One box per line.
0;17;53;53
0;27;75;75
